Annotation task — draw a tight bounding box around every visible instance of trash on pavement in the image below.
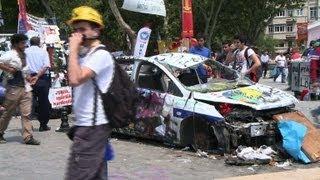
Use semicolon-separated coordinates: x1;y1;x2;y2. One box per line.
181;147;190;151
225;145;276;166
196;149;209;158
274;159;292;169
236;145;275;161
176;158;192;163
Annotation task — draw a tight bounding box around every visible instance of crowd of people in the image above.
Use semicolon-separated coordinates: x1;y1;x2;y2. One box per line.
190;33;319;92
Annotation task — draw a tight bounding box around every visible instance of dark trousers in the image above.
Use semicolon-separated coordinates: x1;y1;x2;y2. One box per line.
262;62;268;78
65;124;112;180
32;75;51;127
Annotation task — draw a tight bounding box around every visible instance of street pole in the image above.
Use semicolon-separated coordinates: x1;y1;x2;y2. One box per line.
55;106;70;132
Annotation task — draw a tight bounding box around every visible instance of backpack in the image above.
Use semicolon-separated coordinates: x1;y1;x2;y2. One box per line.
234;47;261;82
92;47;140;128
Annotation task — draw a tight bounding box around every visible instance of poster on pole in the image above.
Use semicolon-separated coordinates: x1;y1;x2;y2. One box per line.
134;27;152;57
122;0;166;17
48;86;72;109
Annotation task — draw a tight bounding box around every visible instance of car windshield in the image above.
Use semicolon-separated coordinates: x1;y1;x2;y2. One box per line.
166;59;253;93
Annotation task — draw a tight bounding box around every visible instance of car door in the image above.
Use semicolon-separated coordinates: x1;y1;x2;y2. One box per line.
131;61;187;143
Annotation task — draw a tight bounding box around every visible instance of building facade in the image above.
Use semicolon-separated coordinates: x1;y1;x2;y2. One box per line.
266;0;320;52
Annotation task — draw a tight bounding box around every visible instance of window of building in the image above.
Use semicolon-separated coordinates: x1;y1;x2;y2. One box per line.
268;25;274;33
287;25;293;32
310;7;317;20
274;24;285;32
287;9;293;17
277;11;285;17
296;8;303;16
276;42;285;47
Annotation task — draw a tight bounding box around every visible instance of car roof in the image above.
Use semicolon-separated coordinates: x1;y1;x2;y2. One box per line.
148;53;208;69
116;53;208;70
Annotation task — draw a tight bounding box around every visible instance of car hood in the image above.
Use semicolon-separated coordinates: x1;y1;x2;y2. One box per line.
193;84;298;110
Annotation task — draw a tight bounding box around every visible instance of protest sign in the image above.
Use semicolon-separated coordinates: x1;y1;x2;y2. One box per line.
48;86;72;108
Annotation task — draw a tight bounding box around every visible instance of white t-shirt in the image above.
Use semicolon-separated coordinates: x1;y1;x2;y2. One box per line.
0;50;32;92
73;46;114;126
261;54;270;63
275;55;286;67
234;47;255;73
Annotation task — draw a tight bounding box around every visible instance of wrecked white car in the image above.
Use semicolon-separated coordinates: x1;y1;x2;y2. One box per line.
115;53;298;153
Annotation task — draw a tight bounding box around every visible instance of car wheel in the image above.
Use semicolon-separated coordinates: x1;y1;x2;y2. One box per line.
180;116;217;151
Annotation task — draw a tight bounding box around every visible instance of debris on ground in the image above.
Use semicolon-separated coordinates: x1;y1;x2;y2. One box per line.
274;160;292;170
196;149;209;158
181;147;190;151
176;158;192;163
236;145;276;161
247;166;255;172
225;145;276;166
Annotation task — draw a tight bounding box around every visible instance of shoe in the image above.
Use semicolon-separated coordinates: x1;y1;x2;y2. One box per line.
39;126;51;132
25;138;40;145
0;134;6;144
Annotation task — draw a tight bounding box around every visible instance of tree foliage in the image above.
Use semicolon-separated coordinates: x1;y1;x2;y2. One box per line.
0;0;306;54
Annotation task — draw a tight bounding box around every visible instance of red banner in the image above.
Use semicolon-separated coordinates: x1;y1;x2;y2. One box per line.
17;0;30;34
181;0;194;38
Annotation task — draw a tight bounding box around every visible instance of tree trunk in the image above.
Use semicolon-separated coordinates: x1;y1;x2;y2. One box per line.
207;0;225;48
107;0;136;54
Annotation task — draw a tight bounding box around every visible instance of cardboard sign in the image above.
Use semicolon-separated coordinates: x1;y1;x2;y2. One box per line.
43;25;61;44
122;0;166;17
48;87;72;108
291;61;311;92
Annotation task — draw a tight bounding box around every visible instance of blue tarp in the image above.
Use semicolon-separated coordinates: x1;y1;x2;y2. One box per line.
278;120;311;163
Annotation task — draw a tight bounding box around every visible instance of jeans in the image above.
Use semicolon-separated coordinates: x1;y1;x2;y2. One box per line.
274;67;286;83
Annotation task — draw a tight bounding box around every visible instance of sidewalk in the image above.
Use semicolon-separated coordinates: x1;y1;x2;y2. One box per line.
221;167;320;180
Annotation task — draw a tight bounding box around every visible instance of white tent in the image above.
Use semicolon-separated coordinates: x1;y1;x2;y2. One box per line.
308;21;320;46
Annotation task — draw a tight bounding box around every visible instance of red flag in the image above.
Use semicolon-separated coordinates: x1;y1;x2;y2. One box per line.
17;0;30;34
182;0;194;38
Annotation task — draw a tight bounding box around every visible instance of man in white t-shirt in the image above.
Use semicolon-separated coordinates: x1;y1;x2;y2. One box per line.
65;6;114;180
273;52;286;83
0;34;40;145
233;35;261;82
260;51;270;78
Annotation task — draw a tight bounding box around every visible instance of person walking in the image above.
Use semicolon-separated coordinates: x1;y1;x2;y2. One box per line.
0;34;40;145
232;34;261;82
25;37;51;131
65;6;113;180
189;34;211;83
273;52;287;83
260;51;270;78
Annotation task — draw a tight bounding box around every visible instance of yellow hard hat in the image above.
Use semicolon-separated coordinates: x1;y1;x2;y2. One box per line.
67;6;104;28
